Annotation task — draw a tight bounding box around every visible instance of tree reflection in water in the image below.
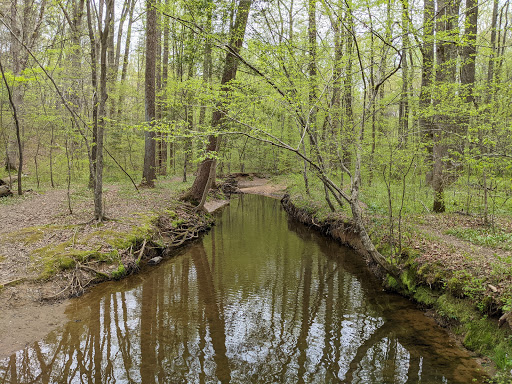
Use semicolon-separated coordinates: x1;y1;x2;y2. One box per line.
0;195;486;383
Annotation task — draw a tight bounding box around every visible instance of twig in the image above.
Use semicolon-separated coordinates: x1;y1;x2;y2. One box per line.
136;239;147;264
46;283;71;300
79;265;110;279
419;199;431;213
0;277;25;288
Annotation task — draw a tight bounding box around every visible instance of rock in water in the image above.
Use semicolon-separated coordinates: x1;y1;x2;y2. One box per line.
148;256;163;265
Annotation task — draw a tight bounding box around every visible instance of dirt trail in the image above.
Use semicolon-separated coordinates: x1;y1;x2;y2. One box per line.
238;177;286;197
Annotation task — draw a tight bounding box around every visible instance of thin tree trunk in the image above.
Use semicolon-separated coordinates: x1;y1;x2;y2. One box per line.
155;1;163;173
87;0;99;189
306;0;316;196
95;0;113;221
0;57;23;195
432;0;460;212
117;0;136;117
399;0;410;145
159;0;170;176
341;11;354;182
142;0;157;187
198;1;213;127
419;0;434;150
183;53;195;183
487;0;499;98
460;0;478;106
50;124;55;187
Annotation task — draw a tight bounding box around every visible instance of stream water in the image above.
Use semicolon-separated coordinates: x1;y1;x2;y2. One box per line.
0;194;487;383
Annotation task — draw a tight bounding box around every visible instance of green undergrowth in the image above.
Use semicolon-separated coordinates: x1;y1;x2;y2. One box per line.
446;227;512;251
278;173;352;221
387;268;512;378
282;188;512;380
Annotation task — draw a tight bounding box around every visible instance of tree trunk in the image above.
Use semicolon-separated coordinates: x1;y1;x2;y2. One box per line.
117;0;136;118
460;0;478;106
419;0;435;152
432;0;460;212
198;1;213;128
305;0;316;196
342;11;354;179
184;0;252;204
183;35;195;183
87;0;99;189
399;0;410;145
142;0;157;187
155;2;163;174
95;0;113;221
159;0;170;176
486;0;499;98
0;58;23;195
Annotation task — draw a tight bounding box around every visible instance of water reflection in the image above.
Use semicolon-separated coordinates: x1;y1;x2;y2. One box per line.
0;195;486;383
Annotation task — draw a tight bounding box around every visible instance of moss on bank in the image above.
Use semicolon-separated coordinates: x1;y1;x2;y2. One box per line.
282;192;512;382
2;203;213;296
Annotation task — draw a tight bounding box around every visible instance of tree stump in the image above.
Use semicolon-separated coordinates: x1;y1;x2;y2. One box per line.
0;185;12;197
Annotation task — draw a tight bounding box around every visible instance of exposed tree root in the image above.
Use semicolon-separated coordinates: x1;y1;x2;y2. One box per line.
44;203;214;300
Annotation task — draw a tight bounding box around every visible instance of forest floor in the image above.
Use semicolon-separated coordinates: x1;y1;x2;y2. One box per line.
0;179;197;358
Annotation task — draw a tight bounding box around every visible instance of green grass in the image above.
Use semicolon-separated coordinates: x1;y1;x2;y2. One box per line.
445;227;512;250
3;224;79;245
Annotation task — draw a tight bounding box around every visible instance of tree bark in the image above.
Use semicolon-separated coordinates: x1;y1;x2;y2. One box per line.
142;0;157;187
159;0;170;176
419;0;435;154
117;0;136;119
432;0;460;212
399;0;410;144
198;0;213;128
95;0;113;221
86;0;99;189
486;0;499;97
0;58;23;195
460;0;478;106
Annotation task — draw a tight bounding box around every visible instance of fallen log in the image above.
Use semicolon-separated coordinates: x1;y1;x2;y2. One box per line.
0;185;12;197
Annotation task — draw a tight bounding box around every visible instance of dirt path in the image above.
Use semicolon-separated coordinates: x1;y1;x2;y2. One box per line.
407;213;512;302
238;177;286;197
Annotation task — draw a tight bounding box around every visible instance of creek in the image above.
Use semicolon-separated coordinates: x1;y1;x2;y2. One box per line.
0;194;487;383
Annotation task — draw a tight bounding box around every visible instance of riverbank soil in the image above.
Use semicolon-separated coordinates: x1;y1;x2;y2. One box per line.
0;175;284;359
0;180;209;358
283;191;512;381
